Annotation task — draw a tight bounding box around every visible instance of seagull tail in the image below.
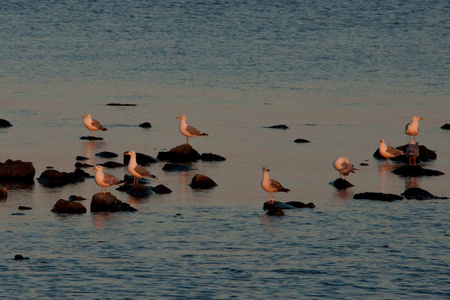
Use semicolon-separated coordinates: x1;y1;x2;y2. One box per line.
101;128;109;131
281;188;290;193
200;133;208;136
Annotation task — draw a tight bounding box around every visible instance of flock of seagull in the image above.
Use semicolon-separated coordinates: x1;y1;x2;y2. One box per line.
82;113;424;202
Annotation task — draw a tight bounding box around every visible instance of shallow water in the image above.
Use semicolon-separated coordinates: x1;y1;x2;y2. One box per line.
1;1;449;299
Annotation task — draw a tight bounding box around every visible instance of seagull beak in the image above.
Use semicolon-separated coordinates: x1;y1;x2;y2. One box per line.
419;117;423;120
176;116;181;119
125;152;130;156
81;115;86;118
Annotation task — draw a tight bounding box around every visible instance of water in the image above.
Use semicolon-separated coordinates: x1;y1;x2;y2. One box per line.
1;1;449;299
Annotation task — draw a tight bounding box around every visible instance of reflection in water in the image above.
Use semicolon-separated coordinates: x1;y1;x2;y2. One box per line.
334;189;354;201
405;177;419;189
378;163;399;193
83;140;106;161
92;212;112;229
177;171;193;203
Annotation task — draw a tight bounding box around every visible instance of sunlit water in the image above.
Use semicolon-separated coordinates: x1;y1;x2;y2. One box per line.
1;1;449;299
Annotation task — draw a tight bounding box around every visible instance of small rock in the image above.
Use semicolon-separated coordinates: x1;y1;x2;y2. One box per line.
264;124;289;129
90;193;137;212
37;169;84;187
68;195;87;201
99;161;124;168
200;153;226;162
266;208;285;216
392;165;444;177
75;162;94;168
95;151;118;158
294;139;311;143
76;156;90;161
0;119;13;127
118;183;154;197
330;178;354;190
189;174;217;189
0;159;36;182
80;136;103;140
401;188;448;200
157;144;201;163
123;152;159;166
263;201;315;210
441;124;450;130
353;192;403;201
51;199;87;214
285;201;316;208
18;206;32;210
152;184;172;194
74;168;92;178
14;255;29;260
162;163;197;172
139;122;152;128
106;103;137;106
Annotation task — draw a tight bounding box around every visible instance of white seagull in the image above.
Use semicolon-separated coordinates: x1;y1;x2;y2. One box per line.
261;167;290;203
93;166;121;195
81;114;108;136
405;140;419;166
379;139;404;163
176;115;208;144
404;116;423;140
333;157;359;179
125;151;154;184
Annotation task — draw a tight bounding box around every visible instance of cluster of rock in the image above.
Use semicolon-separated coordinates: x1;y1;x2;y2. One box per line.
263;200;315;216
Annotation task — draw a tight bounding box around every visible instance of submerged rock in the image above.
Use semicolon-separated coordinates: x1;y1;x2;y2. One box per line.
18;206;32;210
80;136;103;140
152;184;172;194
51;199;87;214
353;192;403;201
330;178;354;190
162;163;197;172
266;208;285;216
263;201;315;210
106;103;137;106
265;124;289;129
139;122;152;128
157;144;201;163
401;188;448;200
75;162;94;168
14;255;29;260
441;124;450;130
0;119;13;127
99;161;124;168
294;138;311;143
95;151;118;158
90;193;137;212
37;169;84;187
74;168;91;178
123;152;159;166
200;153;226;162
118;183;154;197
0;159;35;182
189;174;217;189
392;165;444;177
76;156;90;161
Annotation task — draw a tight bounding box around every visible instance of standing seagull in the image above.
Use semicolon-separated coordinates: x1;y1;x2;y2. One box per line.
333;157;359;179
404;116;423;140
81;114;108;136
261;167;290;203
125;151;154;184
379;139;404;163
93;166;121;195
405;140;419;166
176;115;208;144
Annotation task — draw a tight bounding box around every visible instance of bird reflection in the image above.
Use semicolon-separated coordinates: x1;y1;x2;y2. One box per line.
405;177;419;189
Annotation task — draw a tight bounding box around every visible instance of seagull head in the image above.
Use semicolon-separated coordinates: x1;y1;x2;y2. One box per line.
176;115;186;121
262;167;270;172
413;116;423;121
125;151;135;157
93;166;102;172
81;114;91;119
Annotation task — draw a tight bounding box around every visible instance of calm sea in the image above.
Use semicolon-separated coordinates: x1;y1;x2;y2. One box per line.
1;1;449;299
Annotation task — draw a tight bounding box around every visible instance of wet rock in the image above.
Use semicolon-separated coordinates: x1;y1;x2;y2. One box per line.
265;124;289;129
68;195;86;201
18;206;32;210
51;199;87;214
353;192;403;201
162;163;197;172
0;187;7;199
266;208;285;216
75;162;94;168
14;255;29;260
441;124;450;130
74;168;92;178
76;156;90;161
392;165;444;177
95;151;118;158
106;103;137;106
139;122;152;128
285;201;316;208
189;174;217;189
99;161;124;168
401;188;449;200
263;201;315;210
152;184;172;194
157;144;201;163
80;136;103;140
123;152;159;166
118;183;154;197
373;144;436;162
90;193;137;212
0;159;35;182
37;169;84;187
0;119;13;127
330;178;354;190
294;138;311;143
200;153;226;162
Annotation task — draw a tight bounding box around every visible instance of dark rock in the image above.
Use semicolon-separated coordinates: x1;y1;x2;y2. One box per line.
285;201;316;208
14;255;29;260
51;199;87;214
373;144;436;162
106;103;137;106
11;212;25;216
0;187;7;199
263;201;315;210
189;174;217;189
330;178;354;190
68;195;86;201
99;161;124;168
18;206;32;210
353;192;403;201
123;152;159;166
294;139;311;143
265;124;289;129
118;183;154;197
266;208;286;216
157;144;201;163
0;119;13;127
139;122;152;128
401;188;449;200
90;193;137;212
152;184;172;194
162;163;197;172
441;124;450;130
0;160;35;182
37;169;84;187
76;156;89;161
95;151;118;158
392;165;444;177
75;162;94;168
200;153;226;162
74;168;92;178
80;136;103;140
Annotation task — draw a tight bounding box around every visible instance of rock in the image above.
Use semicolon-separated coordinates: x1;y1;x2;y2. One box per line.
0;160;35;182
18;206;32;210
157;144;201;163
90;193;137;212
264;124;289;129
285;201;316;208
74;168;92;178
0;187;7;199
95;151;118;158
51;199;87;214
68;195;86;201
200;153;226;162
152;184;172;194
263;201;315;210
294;139;311;143
441;124;450;130
401;188;448;200
353;192;403;201
75;162;94;168
330;178;354;190
118;183;154;197
139;122;152;128
106;103;137;106
162;163;197;172
392;165;444;177
80;136;103;140
123;152;159;166
189;174;217;189
37;169;84;187
373;144;436;162
266;208;285;216
76;156;90;161
14;255;29;260
0;119;13;127
99;161;124;168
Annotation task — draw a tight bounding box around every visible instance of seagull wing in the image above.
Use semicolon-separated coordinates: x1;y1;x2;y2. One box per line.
386;145;404;156
134;165;150;177
186;124;204;136
103;173;119;186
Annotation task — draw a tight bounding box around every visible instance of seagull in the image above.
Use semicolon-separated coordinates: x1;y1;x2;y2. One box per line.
93;166;121;195
379;139;404;163
405;116;423;140
176;115;208;144
333;157;359;179
261;167;290;203
81;114;108;136
125;151;155;184
405;140;419;166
